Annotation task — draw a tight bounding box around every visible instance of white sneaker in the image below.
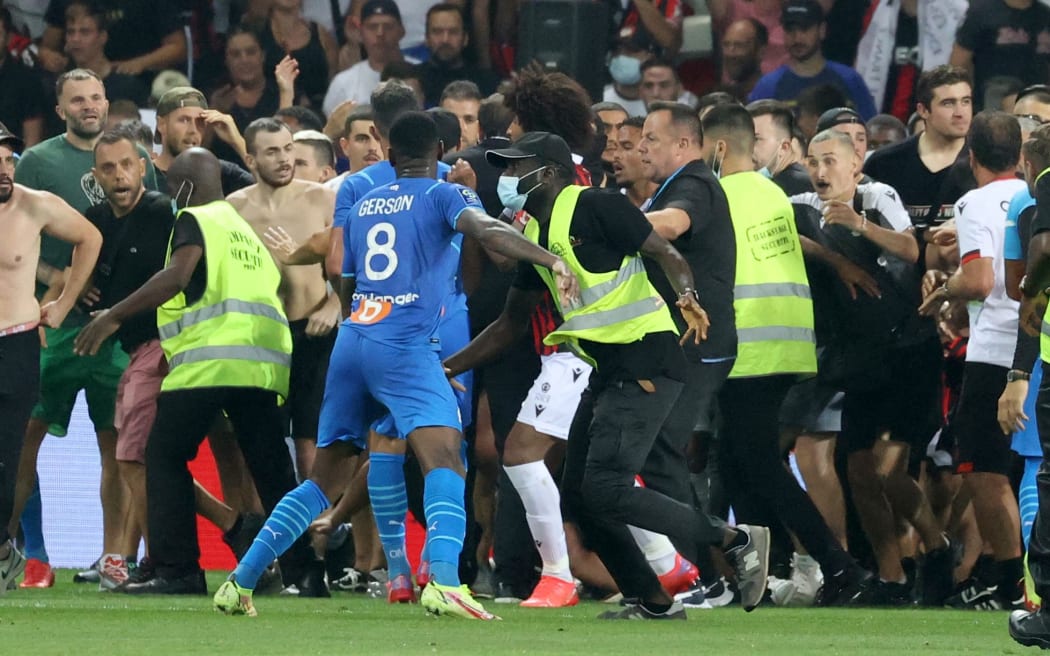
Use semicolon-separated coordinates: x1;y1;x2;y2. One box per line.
777;552;822;607
768;575;799;606
0;541;26;595
98;554;128;591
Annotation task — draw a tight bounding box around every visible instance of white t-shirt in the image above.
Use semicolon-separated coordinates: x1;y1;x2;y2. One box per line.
603;85;647;116
792;181;913;233
325;171;348;192
322;55;418;116
955;178;1027;368
302;0;351;36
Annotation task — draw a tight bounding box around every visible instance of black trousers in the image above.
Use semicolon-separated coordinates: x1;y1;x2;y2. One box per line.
562;376;725;601
642;359;732;565
719;374;851;573
146;386;313;578
0;330;39;542
1025;362;1050;599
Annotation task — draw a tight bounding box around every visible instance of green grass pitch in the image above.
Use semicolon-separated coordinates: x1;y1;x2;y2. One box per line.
0;571;1027;655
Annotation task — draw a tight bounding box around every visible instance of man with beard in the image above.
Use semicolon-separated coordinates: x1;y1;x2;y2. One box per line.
9;68;155;588
0;124;101;592
613;116;657;209
748;99;813;195
227;118;338;481
419;3;500;107
721;19;767;101
152;87;254;197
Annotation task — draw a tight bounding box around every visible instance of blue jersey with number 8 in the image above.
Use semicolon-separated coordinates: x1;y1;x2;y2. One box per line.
343;177;483;346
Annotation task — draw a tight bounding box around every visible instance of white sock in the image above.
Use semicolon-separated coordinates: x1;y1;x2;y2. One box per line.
504;461;572;582
629;525;678;576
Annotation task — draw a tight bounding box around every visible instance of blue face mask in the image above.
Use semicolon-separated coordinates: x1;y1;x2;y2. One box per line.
497;165;547;213
609;55;642;86
170;180;193;215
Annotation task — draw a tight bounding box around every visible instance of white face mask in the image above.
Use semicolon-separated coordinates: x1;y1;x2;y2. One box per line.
497;165;547;213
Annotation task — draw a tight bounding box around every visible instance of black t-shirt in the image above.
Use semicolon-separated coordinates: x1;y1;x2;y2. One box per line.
169;211;207;307
1031;174;1050;237
643;159;737;362
0;57;45;138
85;190;174;350
45;0;180;64
156;160;254;198
514;187;686;383
863;135;975;231
420;60;501;108
955;0;1050;109
772;162;814;197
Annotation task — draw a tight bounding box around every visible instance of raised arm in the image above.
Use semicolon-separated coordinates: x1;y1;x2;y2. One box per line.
444;286;544;376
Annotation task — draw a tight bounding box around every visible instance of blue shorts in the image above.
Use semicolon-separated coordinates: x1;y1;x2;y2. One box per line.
371;294;473;438
317;328;462;450
1012;359;1042;458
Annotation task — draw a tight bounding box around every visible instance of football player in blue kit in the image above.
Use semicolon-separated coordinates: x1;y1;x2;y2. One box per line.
215;111;577;620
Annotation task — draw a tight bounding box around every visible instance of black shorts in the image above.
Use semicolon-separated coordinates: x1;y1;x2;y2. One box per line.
953;361;1013;476
284;319;336;440
840;339;942;456
0;327;40;519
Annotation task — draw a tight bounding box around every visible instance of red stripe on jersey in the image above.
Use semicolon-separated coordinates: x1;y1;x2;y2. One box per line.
960;250;982;266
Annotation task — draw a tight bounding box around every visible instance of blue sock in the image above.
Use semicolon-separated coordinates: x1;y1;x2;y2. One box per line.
368;452;410;579
231;479;329;590
423;468;466;587
21;477;48;563
1022;456;1040;548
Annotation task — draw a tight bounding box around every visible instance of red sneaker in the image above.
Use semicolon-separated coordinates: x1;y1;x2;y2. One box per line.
415;561;430;588
658;554;699;596
20;558;55;588
387;574;417;603
520;575;579;608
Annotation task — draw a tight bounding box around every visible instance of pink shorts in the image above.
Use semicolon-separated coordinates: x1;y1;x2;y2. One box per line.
115;339;167;463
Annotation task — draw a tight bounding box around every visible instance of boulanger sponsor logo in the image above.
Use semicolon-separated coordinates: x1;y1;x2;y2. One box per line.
349;291;420;325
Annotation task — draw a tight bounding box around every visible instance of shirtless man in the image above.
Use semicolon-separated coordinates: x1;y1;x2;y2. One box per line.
227;117;338;479
0;125;101;591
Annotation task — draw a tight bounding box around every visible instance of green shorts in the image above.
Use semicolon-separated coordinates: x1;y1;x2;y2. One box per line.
31;325;129;436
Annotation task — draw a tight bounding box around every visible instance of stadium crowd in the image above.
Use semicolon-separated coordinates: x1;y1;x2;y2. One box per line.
1;0;1050;641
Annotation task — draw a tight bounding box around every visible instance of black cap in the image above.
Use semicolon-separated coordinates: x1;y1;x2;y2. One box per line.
781;0;823;28
0;121;23;151
361;0;401;24
486;132;574;173
817;107;864;133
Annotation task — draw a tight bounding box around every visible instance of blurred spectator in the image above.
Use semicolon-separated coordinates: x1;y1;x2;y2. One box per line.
1012;85;1050;125
794;83;849;139
426;106;462;153
747;99;812;194
39;0;187;77
602;39;652;116
360;0;449;62
867;114;907;152
748;0;876;120
709;0;833;74
640;57;699;110
257;0;339;109
275;105;325;132
420;3;499;107
209;26;281;163
698;91;741;119
114;116;155;154
326;104;380;190
63;1;148;106
610;0;684;57
104;98;138;129
6;0;48;38
323;0;415;115
291;128;337;182
0;7;44;146
440;80;482;148
380;60;424;107
950;0;1050;110
720;18;767;101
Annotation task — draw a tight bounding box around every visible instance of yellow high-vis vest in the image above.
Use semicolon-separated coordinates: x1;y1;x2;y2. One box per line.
157;200;292;396
523;185;678;366
720;172;817;378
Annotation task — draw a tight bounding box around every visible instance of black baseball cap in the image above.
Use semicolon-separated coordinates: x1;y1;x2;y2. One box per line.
817;107;864;132
0;121;23;151
361;0;401;24
486;132;574;173
781;0;824;28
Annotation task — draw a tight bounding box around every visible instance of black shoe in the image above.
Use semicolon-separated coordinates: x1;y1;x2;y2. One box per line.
1010;609;1050;648
598;600;687;620
296;559;330;598
816;566;872;607
493;581;526;604
222;513;265;561
126;557;156;585
119;569;207;595
944;577;1022;610
73;559;100;584
917;538;961;606
854;579;913;607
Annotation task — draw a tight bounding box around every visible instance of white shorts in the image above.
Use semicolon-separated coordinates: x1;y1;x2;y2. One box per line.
515;352;592;440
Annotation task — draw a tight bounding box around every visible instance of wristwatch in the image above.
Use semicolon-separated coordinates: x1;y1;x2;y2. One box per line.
1007;370;1032;383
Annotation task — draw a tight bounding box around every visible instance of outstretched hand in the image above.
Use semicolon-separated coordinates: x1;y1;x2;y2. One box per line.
676;294;709;345
551;259;581;309
263;225;301;264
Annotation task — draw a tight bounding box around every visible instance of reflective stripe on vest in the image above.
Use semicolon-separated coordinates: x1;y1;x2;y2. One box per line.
577;257;647;307
157;299;289;341
737;325;816;343
558;296;665;333
733;282;812;301
168;345;292;369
